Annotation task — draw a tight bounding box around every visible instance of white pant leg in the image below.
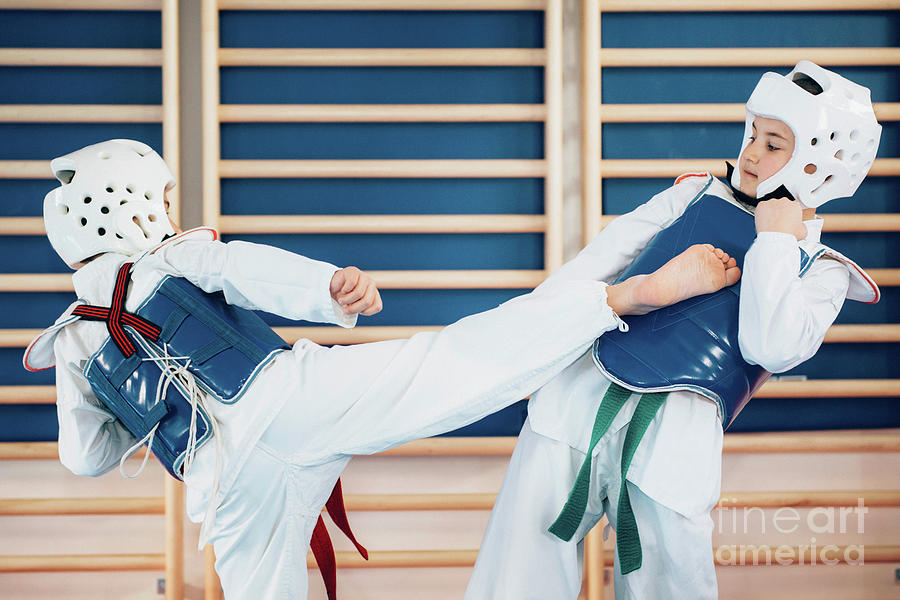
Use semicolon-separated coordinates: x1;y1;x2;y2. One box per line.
465;419;607;600
466;418;718;600
207;443;345;600
606;482;718;600
263;278;618;459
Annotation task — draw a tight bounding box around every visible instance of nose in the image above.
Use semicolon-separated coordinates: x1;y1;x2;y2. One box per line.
744;139;760;163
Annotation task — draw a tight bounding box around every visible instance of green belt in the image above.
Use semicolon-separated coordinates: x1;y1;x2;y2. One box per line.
548;382;667;575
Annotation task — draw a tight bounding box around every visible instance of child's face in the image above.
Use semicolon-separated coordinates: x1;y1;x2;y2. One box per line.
163;193;182;234
738;116;795;198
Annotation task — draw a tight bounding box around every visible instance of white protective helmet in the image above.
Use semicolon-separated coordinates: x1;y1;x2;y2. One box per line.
44;139;176;268
731;61;882;208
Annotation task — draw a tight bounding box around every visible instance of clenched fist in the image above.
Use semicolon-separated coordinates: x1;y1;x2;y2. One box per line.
754;197;808;241
330;266;383;316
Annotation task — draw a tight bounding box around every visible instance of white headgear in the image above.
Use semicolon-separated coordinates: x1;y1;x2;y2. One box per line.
731;61;882;208
43;139;176;268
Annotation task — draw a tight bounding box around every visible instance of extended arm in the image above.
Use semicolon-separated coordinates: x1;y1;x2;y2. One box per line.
157;239;379;327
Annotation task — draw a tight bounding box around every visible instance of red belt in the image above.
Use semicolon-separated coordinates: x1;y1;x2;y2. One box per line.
310;479;368;600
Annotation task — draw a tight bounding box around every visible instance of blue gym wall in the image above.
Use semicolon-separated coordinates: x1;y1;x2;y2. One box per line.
0;8;896;442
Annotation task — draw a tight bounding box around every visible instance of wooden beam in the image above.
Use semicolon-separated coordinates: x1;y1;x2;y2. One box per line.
0;0;160;8
723;429;900;453
0;48;163;67
0;105;162;123
600;47;900;67
218;104;547;123
218;159;546;178
217;0;546;8
3;430;900;461
596;0;900;10
0;497;163;516
217;214;547;234
0;554;165;572
218;48;545;67
301;545;900;568
599;102;900;123
754;379;899;398
598;158;900;178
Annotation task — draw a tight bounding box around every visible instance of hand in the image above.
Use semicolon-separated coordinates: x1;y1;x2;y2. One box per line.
754;197;807;241
330;266;383;316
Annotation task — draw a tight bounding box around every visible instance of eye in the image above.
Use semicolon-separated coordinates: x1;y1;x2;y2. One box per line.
767;143;781;152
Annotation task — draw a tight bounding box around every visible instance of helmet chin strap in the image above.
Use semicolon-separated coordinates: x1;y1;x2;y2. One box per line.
725;162;795;207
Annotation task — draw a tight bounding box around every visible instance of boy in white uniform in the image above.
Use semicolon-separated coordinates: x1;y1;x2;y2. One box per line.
465;61;881;599
25;139;742;599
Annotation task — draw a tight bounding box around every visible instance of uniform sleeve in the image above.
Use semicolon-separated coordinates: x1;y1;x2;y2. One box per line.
156;239;357;328
738;232;851;373
537;178;706;290
54;327;137;477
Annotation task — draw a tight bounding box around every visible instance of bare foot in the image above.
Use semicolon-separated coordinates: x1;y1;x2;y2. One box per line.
607;244;741;316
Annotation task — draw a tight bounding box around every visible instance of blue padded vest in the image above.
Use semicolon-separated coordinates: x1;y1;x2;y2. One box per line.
83;271;290;479
592;188;767;429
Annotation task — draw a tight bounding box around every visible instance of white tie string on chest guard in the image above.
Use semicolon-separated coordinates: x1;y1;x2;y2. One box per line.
43;139;176;268
119;344;224;543
731;61;882;209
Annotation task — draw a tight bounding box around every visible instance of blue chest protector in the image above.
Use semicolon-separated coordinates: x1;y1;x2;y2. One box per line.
593;190;769;429
81;265;289;479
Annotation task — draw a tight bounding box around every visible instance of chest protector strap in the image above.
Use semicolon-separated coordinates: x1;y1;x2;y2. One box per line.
593;191;768;429
80;264;289;480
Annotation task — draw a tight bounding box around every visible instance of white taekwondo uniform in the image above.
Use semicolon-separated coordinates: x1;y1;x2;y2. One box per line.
34;228;628;600
465;173;861;600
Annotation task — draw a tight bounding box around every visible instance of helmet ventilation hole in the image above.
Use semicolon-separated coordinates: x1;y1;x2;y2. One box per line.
100;206;110;214
105;186;114;193
120;199;128;205
83;196;92;204
115;233;123;239
850;129;860;141
97;227;106;236
804;164;817;175
835;150;845;160
810;138;818;146
148;214;157;222
830;131;838;141
58;204;69;215
126;185;134;194
851;153;861;162
98;152;111;160
80;217;87;227
810;175;834;197
144;191;153;200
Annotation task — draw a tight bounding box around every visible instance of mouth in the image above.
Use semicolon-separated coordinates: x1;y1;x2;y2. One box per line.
742;169;757;180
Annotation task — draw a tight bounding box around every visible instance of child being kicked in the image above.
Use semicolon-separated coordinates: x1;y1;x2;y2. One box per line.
465;61;881;600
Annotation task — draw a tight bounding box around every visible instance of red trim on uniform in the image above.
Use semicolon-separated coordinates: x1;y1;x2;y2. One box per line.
674;172;709;185
847;261;881;304
148;226;219;255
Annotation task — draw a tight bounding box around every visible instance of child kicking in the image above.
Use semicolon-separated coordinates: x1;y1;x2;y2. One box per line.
25;138;740;599
465;61;881;600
